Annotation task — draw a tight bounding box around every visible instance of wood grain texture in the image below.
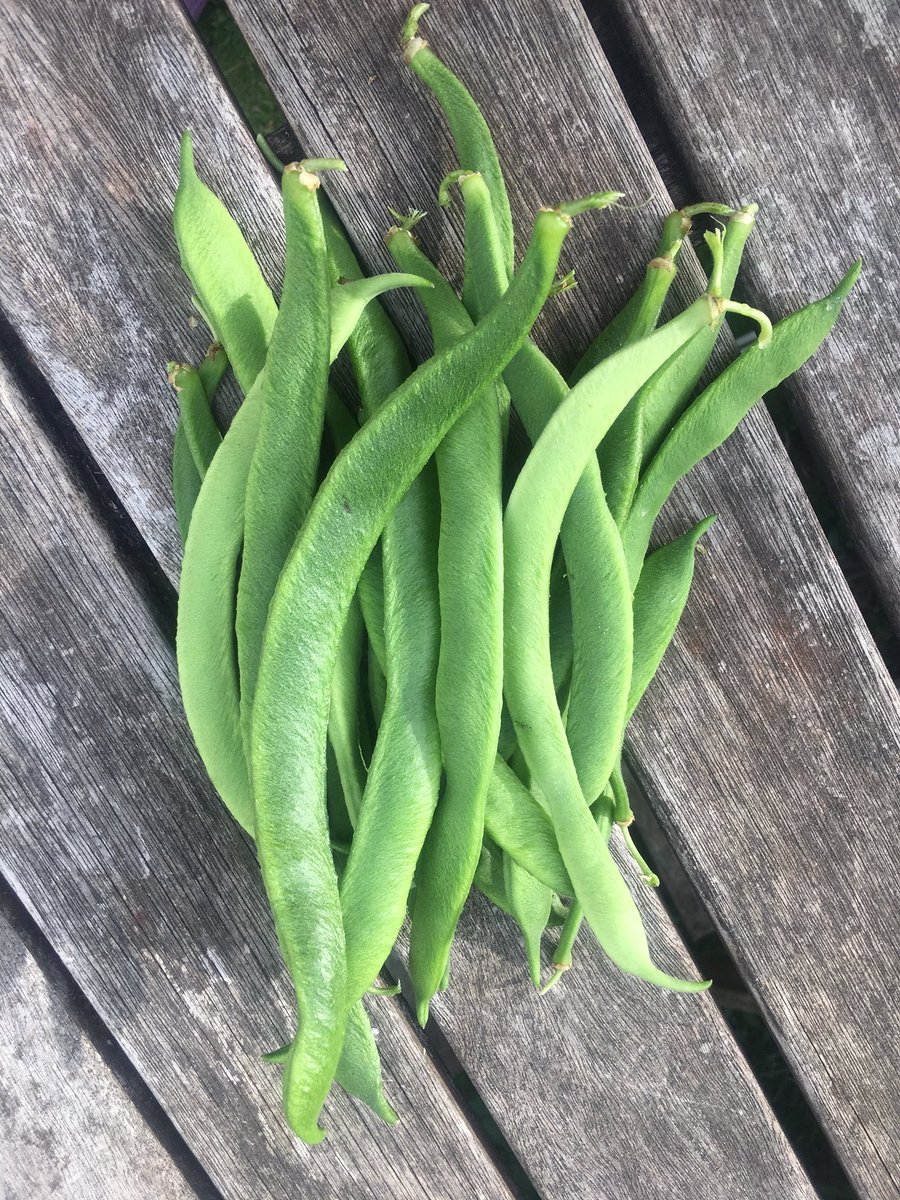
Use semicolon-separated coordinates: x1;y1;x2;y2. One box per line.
607;0;900;636
223;1;900;1195
0;0;815;1196
0;903;199;1200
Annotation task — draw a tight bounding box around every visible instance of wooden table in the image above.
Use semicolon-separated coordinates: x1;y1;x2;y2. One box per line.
0;1;896;1196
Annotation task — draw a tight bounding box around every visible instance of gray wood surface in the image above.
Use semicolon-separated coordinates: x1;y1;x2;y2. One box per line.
0;902;198;1200
223;1;900;1196
0;350;514;1199
0;1;820;1198
610;0;900;637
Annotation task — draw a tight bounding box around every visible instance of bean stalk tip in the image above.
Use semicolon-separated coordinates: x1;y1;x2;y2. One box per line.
401;3;430;50
556;191;625;219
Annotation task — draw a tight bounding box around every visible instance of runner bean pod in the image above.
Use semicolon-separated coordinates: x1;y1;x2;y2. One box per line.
251;200;580;1140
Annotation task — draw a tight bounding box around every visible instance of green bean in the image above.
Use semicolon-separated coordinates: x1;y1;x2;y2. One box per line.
504;857;552;988
451;171;629;803
323;391;369;826
570;203;732;382
250;201;584;1140
504;290;721;991
593;245;680;525
483;760;572;896
385;219;505;1022
236;162;338;747
540;795;615;993
402;4;515;275
337;477;441;1007
592;206;742;526
172;424;202;546
473;835;513;918
174;131;277;393
541;516;716;984
171;345;228;543
167;363;223;481
322;198;445;998
628;516;716;717
263;1000;397;1126
178;275;426;836
623;260;861;583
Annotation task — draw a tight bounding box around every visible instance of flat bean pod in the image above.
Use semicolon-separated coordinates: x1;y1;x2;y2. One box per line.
177;276;425;835
402;4;515;275
174;131;277;393
251;203;578;1141
237;163;334;744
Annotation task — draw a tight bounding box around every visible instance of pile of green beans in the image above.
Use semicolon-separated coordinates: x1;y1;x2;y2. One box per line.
167;4;858;1142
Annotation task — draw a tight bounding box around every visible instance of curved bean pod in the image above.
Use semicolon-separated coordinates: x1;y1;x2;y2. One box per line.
623;260;861;582
263;999;397;1126
540;795;615;993
177;276;426;835
504;857;553;988
323;200;445;978
401;4;515;274
236;163;334;744
453;171;629;802
504;294;719;991
483;760;572;896
251;202;578;1141
174;131;277;393
628;516;716;717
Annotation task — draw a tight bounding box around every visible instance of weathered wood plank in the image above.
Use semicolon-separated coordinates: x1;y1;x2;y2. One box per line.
0;0;816;1196
0;350;516;1198
606;0;900;639
0;901;200;1200
222;1;900;1196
